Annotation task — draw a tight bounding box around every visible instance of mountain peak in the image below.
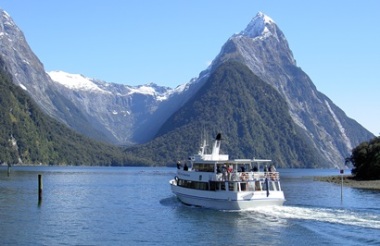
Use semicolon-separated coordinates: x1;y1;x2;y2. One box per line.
256;11;275;24
0;9;11;20
239;12;276;39
0;9;20;40
1;9;8;17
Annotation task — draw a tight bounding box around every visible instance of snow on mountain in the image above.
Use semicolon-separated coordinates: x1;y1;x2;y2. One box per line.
128;83;173;101
208;11;375;167
48;71;110;93
238;12;275;39
2;8;373;164
128;85;156;96
0;10;16;31
19;83;27;90
48;70;173;100
0;9;62;117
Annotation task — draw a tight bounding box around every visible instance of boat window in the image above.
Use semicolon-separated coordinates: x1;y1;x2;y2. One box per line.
177;179;209;190
261;179;280;191
192;163;214;172
209;181;226;191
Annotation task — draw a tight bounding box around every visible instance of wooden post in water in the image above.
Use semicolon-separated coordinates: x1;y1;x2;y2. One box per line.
38;174;43;203
340;169;344;201
7;163;11;177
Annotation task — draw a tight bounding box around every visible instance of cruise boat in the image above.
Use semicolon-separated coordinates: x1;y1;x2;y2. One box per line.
169;133;285;210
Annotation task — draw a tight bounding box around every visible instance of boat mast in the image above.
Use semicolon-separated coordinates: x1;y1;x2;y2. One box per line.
198;129;208;156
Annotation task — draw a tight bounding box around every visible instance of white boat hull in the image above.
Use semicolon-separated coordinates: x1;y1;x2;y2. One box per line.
170;179;285;210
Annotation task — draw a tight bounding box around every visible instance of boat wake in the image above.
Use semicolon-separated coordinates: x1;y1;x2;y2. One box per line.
244;206;380;229
159;196;182;208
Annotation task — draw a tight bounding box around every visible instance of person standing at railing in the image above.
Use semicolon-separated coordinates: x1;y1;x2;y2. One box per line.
264;165;269;173
240;165;245;172
222;165;227;181
227;165;233;180
269;164;276;172
269;165;277;180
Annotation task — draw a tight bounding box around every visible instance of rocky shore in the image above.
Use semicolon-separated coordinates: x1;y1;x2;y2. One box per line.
315;175;380;190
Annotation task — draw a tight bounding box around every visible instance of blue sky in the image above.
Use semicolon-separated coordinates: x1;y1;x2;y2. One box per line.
1;1;379;136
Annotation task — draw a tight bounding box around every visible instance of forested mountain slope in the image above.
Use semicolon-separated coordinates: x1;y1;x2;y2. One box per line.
0;59;127;165
125;61;324;167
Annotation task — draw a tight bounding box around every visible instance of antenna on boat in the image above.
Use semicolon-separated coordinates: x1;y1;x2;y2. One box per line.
199;127;209;156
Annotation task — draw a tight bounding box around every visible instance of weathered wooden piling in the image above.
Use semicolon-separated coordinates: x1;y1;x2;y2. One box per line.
38;174;43;202
340;169;344;201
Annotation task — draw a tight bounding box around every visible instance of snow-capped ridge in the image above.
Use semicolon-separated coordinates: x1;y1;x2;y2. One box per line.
238;12;276;39
48;70;174;101
122;82;173;101
0;9;12;22
0;9;21;36
128;85;157;96
48;71;110;93
257;11;275;24
1;6;373;164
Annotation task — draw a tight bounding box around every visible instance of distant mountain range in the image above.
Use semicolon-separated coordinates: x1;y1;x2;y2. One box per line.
0;9;374;167
0;57;127;165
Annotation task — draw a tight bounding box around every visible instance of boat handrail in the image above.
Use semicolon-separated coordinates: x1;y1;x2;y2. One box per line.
253;171;280;180
210;171;280;182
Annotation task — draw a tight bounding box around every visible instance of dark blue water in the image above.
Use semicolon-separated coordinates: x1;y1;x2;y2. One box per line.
0;166;379;245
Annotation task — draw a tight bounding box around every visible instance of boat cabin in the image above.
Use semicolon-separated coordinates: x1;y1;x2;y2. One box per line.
176;159;281;193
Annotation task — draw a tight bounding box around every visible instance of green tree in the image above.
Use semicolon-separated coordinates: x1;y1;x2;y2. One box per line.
350;136;380;180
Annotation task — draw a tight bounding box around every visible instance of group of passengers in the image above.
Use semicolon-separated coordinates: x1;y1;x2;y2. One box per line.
215;164;272;174
214;164;277;181
176;160;277;180
176;161;188;171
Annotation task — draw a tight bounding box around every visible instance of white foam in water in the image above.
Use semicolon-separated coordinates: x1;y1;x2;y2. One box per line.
244;206;380;229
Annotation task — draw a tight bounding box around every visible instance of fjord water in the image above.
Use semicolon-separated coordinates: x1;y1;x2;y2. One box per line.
1;167;379;245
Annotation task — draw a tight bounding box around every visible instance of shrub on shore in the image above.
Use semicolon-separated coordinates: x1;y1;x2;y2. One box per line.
347;136;380;180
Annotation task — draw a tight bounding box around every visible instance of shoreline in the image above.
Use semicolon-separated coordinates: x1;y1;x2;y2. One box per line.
315;175;380;190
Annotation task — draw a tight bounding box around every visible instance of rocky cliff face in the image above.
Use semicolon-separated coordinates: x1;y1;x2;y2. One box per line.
207;12;373;166
0;10;56;115
47;71;173;144
0;9;173;144
1;9;374;167
0;9;115;142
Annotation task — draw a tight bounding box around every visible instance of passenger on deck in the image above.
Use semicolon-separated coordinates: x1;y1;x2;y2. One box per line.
184;163;188;171
227;165;233;173
176;161;182;169
270;165;276;172
216;166;221;174
227;165;233;181
269;165;276;180
264;165;268;173
252;166;258;172
222;165;227;180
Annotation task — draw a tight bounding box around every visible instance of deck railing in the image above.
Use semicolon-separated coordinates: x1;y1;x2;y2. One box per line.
214;171;280;182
